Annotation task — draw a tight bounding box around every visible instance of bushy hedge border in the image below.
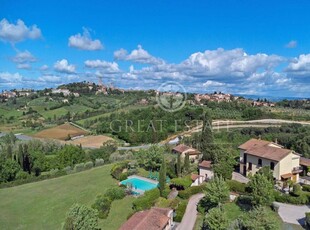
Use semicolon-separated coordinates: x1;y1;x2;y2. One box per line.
178;184;206;199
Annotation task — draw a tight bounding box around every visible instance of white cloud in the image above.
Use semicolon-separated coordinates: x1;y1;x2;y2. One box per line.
0;72;23;82
68;28;103;50
203;80;226;87
179;48;284;78
0;18;42;43
40;65;49;71
54;59;76;74
38;75;61;83
11;50;36;63
114;45;164;65
285;54;310;76
285;40;297;48
84;60;120;73
17;63;31;69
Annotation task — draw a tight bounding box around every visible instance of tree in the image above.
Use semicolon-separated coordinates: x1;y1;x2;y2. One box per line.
158;155;166;196
200;176;229;211
91;195;112;219
204;207;229;230
63;203;99;230
200;111;214;160
57;145;86;168
213;151;235;180
0;159;21;183
176;154;182;177
248;173;274;206
257;166;274;182
184;153;190;174
238;206;281;230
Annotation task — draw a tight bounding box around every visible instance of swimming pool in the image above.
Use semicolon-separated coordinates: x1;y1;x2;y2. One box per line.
120;176;158;192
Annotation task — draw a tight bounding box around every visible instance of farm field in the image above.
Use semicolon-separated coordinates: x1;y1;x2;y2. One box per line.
65;135;114;148
33;123;88;140
0;164;134;230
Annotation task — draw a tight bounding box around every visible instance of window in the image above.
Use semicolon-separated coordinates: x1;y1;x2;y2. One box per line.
258;159;262;166
248;162;252;170
270;162;275;170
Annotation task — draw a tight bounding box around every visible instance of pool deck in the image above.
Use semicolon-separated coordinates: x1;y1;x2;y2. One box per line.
127;175;158;184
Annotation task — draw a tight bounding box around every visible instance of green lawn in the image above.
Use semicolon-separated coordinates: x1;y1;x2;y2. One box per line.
0;164;134;230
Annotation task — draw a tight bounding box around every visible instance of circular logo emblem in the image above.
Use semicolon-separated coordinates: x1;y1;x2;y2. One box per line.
156;81;187;112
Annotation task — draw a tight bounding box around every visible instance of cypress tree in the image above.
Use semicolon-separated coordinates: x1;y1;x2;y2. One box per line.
158;155;166;196
176;154;182;177
200;111;214;160
184;153;190;174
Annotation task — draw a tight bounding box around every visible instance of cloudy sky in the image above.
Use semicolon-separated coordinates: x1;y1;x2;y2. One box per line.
0;0;310;98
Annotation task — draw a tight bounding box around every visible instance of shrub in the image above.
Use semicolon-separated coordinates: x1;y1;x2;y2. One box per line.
132;188;160;211
155;197;180;209
15;171;30;180
95;159;104;167
84;161;94;170
63;166;72;174
119;172;128;181
170;176;192;190
161;185;171;199
227;180;247;193
274;190;309;205
305;212;310;229
63;203;99;230
292;184;302;196
91;195;112;219
104;187;126;201
237;195;253;206
111;162;128;180
178;184;206;199
302;184;310;192
74;163;84;173
175;200;188;222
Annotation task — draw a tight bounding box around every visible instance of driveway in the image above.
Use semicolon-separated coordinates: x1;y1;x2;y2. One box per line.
275;202;310;226
177;193;205;230
232;172;250;184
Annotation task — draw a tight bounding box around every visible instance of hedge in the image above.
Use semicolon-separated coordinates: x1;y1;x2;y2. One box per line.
303;184;310;192
170;176;192;190
226;180;247;193
74;163;85;173
84;161;94;170
95;159;105;167
174;200;188;222
105;187;126;201
132;188;160;211
178;184;206;199
274;191;310;205
111;161;129;180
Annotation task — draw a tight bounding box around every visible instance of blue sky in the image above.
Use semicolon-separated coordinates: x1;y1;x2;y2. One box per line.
0;0;310;97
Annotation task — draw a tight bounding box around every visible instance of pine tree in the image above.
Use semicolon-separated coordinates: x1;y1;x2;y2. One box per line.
184;153;190;174
200;111;214;160
158;155;166;196
176;154;182;177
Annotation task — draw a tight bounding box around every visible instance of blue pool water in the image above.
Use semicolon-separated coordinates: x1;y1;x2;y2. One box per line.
120;176;158;191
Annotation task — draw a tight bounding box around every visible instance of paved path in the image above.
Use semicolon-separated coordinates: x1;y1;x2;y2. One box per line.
232;172;250;184
275;202;310;226
177;193;205;230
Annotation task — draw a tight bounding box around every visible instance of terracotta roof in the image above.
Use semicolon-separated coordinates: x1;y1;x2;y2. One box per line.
300;157;310;167
238;139;272;150
119;208;172;230
281;173;293;179
239;139;292;162
172;144;201;155
199;160;212;168
191;174;203;181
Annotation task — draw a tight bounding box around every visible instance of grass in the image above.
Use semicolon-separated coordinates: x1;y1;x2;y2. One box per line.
100;197;135;230
0;164;134;230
